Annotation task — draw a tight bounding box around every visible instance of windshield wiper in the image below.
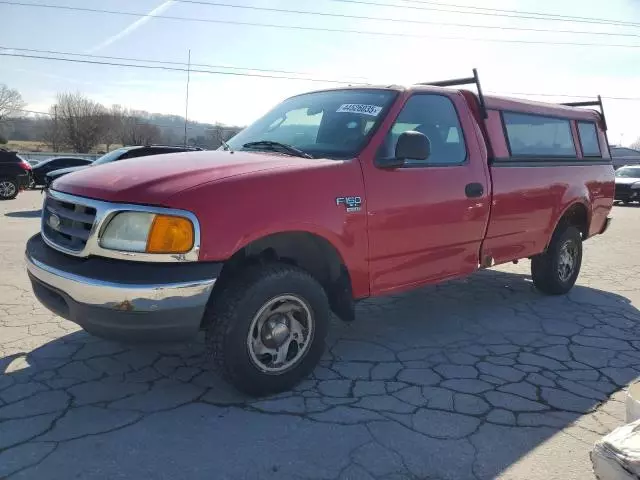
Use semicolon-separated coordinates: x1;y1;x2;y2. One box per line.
243;141;313;159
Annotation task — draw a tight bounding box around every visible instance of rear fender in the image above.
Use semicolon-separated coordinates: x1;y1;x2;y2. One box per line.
546;193;591;248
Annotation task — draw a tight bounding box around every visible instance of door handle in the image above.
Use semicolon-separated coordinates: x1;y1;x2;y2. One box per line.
465;183;484;198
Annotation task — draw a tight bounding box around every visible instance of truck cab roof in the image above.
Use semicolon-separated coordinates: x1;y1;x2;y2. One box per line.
313;84;603;122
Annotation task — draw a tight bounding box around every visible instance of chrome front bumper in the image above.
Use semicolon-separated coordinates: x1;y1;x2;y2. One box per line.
26;234;219;342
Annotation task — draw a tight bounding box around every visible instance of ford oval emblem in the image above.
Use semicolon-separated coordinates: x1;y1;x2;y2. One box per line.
48;213;61;229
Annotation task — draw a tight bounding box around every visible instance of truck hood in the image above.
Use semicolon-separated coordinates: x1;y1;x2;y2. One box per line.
52;150;319;204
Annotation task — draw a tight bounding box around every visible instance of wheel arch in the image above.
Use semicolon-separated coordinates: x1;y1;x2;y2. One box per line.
215;230;356;322
548;201;590;247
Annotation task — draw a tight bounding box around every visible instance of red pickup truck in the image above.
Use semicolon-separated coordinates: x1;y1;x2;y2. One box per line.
26;70;614;395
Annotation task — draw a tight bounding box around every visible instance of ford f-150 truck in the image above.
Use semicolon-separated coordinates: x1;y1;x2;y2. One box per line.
26;70;614;395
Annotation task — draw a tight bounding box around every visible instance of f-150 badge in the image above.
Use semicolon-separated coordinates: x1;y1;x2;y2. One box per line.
336;196;362;213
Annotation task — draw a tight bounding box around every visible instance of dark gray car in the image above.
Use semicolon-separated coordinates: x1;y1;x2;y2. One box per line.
611;146;640;170
31;157;94;187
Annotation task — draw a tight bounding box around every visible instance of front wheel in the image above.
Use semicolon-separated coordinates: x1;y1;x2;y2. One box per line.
205;263;329;396
0;178;18;200
531;226;582;295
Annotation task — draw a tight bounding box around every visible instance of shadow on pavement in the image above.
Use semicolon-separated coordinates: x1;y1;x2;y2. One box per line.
1;269;640;479
4;209;42;218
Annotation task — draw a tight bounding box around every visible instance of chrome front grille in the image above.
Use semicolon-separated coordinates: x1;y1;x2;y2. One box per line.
42;194;97;252
40;190;201;263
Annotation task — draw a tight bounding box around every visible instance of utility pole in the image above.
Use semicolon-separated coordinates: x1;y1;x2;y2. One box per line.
183;49;191;147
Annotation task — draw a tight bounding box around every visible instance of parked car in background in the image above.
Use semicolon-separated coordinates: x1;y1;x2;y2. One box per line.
27;71;614;395
610;146;640;169
0;148;32;199
45;145;203;187
614;165;640;204
31;157;94;187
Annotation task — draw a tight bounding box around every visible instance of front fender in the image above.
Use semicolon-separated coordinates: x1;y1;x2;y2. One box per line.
232;222;351;264
166;159;370;298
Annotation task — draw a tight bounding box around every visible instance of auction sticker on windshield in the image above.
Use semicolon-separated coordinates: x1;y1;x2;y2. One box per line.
337;104;383;116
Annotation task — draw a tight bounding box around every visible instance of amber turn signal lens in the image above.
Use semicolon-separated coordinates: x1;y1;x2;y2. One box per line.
146;215;194;254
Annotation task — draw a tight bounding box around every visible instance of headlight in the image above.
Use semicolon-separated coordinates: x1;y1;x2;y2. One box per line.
632;182;640;190
100;212;194;254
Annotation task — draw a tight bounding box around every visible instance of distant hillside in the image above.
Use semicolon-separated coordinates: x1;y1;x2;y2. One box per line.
3;111;243;151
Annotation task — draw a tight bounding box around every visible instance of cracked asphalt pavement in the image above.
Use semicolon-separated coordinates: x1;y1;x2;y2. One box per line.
2;191;640;479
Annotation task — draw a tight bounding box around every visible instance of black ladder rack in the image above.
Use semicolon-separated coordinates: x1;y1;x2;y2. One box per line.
418;68;488;119
561;96;608;131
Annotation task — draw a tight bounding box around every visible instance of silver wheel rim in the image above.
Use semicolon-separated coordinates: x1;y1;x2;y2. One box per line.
0;181;16;198
247;294;314;374
558;240;578;282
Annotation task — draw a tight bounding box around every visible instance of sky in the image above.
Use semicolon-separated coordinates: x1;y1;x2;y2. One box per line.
1;0;640;145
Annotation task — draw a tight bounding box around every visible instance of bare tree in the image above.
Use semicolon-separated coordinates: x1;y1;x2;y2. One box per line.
631;137;640;150
42;106;64;152
158;128;180;146
206;124;240;149
99;105;125;152
120;113;161;146
0;84;26;123
54;92;106;153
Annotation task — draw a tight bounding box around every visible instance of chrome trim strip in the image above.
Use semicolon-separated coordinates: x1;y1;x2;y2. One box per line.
26;251;216;312
42;190;202;263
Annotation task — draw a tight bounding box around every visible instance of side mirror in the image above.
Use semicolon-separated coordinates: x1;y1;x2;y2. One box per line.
376;130;432;169
395;131;431;162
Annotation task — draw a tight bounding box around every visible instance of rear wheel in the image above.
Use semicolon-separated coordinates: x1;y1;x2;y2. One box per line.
0;178;18;200
531;226;582;295
205;263;329;396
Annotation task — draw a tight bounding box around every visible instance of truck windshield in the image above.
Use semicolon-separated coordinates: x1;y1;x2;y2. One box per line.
226;89;397;159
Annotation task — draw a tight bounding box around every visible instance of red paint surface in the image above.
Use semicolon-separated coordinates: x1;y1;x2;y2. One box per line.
483;166;613;264
53;85;614;300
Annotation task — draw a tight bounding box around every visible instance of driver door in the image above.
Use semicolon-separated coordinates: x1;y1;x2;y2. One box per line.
363;93;490;295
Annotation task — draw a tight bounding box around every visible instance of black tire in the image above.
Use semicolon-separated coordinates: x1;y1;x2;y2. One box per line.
205;263;329;396
0;177;19;200
531;225;582;295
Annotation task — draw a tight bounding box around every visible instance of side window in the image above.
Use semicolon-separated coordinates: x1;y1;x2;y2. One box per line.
577;122;601;157
503;112;576;157
380;94;466;166
143;148;170;157
70;158;89;166
120;149;153;160
60;159;77;168
53;160;70;169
